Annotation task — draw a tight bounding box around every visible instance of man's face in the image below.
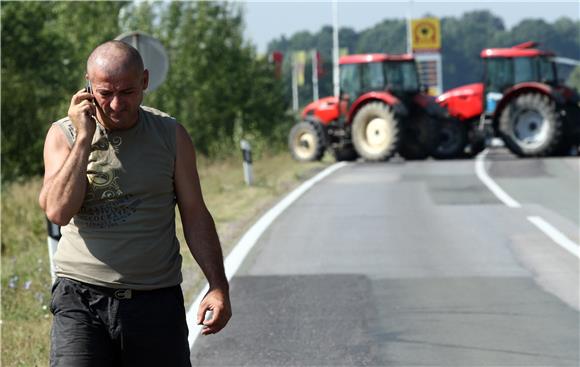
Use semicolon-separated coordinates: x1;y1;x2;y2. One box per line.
88;67;148;129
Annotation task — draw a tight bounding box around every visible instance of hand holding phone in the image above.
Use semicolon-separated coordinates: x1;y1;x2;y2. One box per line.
84;80;97;118
66;81;97;138
84;81;114;130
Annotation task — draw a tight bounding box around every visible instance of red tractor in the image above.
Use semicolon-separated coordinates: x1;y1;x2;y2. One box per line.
288;53;449;162
436;42;580;158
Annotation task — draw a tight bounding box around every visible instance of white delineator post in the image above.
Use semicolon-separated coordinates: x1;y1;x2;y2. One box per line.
46;218;61;284
240;139;253;186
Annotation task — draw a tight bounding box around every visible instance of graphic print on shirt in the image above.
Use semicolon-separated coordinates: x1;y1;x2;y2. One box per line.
76;132;142;229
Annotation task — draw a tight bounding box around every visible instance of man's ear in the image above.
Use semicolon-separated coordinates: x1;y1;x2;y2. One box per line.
143;69;149;91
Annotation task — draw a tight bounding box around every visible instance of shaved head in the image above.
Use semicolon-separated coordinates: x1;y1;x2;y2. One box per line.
84;40;149;130
87;40;144;78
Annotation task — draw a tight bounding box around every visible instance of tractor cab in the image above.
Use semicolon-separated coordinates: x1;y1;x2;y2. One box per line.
339;54;419;108
481;42;557;114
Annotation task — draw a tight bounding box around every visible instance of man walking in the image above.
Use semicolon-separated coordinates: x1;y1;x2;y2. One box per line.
39;40;231;366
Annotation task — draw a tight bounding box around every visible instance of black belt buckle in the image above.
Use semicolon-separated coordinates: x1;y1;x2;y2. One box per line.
114;289;132;300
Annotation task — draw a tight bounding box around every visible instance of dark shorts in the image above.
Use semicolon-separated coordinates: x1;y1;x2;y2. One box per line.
50;277;191;367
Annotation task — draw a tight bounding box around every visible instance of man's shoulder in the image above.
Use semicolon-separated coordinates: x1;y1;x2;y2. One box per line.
140;106;178;149
54;115;72;126
140;106;177;123
52;116;76;145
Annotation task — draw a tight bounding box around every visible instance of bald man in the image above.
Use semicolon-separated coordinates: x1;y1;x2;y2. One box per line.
39;40;231;367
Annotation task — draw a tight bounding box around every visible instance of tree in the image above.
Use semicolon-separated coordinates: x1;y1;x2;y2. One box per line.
119;1;289;156
1;2;126;181
356;19;406;54
1;1;289;181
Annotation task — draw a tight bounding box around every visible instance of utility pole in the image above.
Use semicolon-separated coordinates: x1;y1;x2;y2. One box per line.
406;0;413;54
311;49;319;101
292;55;299;111
332;0;340;98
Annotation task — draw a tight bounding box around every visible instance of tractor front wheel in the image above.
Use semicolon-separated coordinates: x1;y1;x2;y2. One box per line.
351;102;400;161
288;121;326;161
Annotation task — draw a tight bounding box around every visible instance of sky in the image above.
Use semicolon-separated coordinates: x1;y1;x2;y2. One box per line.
241;1;580;53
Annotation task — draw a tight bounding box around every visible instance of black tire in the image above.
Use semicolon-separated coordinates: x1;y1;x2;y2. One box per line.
466;126;486;157
288;121;326;162
351;102;400;161
399;113;440;160
332;144;358;161
552;103;580;156
432;118;468;159
499;93;563;157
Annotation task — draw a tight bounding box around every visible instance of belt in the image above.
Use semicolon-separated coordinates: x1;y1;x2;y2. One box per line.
62;278;174;300
114;289;133;300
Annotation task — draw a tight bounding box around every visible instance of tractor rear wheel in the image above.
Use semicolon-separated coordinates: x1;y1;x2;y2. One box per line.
351;102;400;161
432;118;468;159
499;93;563;157
288;121;326;161
399;113;439;160
551;103;580;156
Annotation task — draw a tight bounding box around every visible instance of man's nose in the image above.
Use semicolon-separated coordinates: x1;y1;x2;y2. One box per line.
110;95;123;110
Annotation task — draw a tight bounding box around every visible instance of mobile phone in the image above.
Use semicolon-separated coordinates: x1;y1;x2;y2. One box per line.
85;80;93;94
84;80;97;120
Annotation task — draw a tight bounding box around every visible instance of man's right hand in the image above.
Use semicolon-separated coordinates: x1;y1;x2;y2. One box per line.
40;90;96;224
68;89;97;139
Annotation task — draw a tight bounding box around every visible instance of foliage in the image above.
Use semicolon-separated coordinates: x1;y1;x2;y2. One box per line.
356;19;407;54
1;1;128;182
118;1;291;158
266;10;580;106
1;1;290;181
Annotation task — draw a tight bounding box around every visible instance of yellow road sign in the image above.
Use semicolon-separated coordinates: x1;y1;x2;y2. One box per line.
294;51;307;86
411;18;441;51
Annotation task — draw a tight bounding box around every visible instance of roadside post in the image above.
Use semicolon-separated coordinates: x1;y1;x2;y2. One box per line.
240;139;253;186
46;218;61;284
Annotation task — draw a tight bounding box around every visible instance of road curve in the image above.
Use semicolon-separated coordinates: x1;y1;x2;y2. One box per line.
191;151;579;366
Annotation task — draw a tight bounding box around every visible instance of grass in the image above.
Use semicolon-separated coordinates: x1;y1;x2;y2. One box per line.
1;152;332;366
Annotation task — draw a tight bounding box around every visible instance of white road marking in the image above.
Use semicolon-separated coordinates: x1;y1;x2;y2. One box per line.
527;216;580;259
476;148;579;259
475;149;521;208
187;161;348;348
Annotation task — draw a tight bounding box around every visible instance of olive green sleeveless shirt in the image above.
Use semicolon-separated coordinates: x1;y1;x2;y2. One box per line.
53;106;182;290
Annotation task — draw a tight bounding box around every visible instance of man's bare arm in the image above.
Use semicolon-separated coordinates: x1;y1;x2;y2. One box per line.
39;89;96;225
174;123;231;335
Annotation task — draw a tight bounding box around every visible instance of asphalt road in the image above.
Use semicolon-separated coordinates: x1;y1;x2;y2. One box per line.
191;149;579;366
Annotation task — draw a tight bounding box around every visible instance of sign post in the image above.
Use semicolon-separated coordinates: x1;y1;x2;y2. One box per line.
411;18;443;96
115;31;169;93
